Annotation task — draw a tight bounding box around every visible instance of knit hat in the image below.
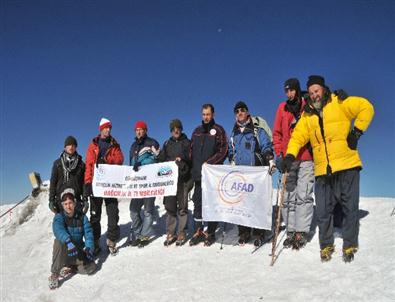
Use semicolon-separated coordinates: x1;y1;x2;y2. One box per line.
169;119;183;131
99;118;112;131
64;136;77;147
135;120;148;130
307;75;326;89
233;101;249;113
284;78;301;91
60;188;75;202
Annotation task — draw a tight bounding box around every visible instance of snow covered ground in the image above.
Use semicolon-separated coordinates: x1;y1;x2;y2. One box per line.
1;187;394;302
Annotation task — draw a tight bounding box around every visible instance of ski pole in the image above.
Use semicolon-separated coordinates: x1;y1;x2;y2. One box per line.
270;172;288;266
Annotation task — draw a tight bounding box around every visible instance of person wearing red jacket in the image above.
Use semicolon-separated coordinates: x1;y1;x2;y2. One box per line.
83;118;124;255
272;78;314;249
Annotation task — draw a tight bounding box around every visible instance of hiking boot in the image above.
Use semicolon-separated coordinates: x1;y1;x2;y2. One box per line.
320;245;335;262
163;233;177;247
189;229;205;246
254;230;272;247
283;232;296;249
107;239;118;256
342;246;358;263
175;232;187;246
59;266;76;278
238;232;251;245
204;232;216;247
293;232;307;250
138;236;151;248
129;238;141;247
48;273;59;290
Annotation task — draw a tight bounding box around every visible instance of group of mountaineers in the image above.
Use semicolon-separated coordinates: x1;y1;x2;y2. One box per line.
47;75;374;289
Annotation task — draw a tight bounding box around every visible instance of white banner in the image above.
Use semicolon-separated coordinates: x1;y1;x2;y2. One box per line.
92;162;178;198
202;164;273;230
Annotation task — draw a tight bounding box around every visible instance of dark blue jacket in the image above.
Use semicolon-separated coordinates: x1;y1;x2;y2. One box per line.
229;120;273;166
52;211;94;250
129;135;160;166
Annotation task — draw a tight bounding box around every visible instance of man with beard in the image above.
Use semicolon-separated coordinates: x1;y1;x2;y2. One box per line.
49;136;86;214
189;104;228;247
273;78;314;249
282;75;374;262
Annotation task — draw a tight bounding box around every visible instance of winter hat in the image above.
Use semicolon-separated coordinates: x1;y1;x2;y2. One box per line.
169;119;183;131
135;120;148;130
284;78;301;91
99;118;112;131
64;135;78;147
60;188;76;202
307;75;326;89
233;101;249;113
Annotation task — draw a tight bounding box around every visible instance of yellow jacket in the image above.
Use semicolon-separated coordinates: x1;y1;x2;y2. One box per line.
287;94;374;176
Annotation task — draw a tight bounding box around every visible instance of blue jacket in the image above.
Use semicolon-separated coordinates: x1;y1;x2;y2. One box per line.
52;211;94;251
129;135;160;166
228;120;273;166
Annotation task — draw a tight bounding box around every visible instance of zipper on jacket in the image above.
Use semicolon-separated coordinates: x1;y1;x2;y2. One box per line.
317;114;332;176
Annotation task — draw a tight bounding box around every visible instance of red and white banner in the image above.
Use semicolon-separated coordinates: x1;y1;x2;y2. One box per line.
92;162;178;198
202;164;272;230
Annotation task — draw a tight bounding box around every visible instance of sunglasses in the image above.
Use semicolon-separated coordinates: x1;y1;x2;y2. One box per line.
235;108;247;114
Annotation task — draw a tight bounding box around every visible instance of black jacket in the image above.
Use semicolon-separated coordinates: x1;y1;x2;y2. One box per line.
157;133;191;182
49;152;85;205
190;119;228;181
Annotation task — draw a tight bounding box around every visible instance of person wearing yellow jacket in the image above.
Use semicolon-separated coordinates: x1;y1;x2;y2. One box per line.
281;75;374;263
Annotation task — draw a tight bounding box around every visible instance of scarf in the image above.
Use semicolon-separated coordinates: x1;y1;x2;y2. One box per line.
60;151;80;183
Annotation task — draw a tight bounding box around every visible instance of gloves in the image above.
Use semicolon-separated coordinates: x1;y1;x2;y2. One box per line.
133;161;141;172
281;154;295;173
275;155;283;173
347;127;363;150
82;196;89;214
334;89;348;101
66;239;78;257
95;157;106;168
84;247;94;261
48;200;58;213
83;183;93;198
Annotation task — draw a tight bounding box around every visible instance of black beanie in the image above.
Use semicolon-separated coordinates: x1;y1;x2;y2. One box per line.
233;101;249;113
64;136;78;147
284;78;301;91
307;75;326;89
169;119;183;131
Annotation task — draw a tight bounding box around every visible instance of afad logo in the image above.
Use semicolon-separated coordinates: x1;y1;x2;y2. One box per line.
218;171;254;204
157;166;173;177
95;165;106;181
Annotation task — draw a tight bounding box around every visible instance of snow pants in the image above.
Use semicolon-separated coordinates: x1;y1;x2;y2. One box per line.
90;197;120;242
315;168;360;249
164;180;189;235
130;197;155;239
192;181;218;234
51;239;96;275
281;160;315;233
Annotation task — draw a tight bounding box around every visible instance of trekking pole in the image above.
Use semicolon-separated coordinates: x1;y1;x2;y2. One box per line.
0;195;30;219
270;172;288;266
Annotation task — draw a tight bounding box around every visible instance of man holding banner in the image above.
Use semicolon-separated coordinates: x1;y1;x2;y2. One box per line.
228;101;274;246
189;104;228;246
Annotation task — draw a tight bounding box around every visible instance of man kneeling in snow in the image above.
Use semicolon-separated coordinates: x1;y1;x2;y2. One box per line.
48;188;97;289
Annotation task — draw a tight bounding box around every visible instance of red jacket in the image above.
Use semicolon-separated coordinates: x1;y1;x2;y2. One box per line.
272;99;312;161
84;136;124;184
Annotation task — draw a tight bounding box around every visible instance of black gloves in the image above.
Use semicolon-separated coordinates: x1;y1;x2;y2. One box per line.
334;89;348;101
83;183;93;198
281;154;295;173
133;161;141;172
48;200;59;214
347;127;363;150
81;196;89;214
95;158;106;168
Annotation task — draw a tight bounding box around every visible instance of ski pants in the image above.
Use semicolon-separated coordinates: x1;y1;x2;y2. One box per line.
192;180;218;235
164;180;189;235
130;197;155;239
315;168;360;249
90;197;120;242
51;239;96;275
281;160;315;233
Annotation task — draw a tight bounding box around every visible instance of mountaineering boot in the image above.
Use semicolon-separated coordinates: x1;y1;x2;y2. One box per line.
189;228;206;246
175;231;187;246
204;232;216;247
48;273;59;290
138;236;151;248
59;266;76;278
320;245;335;262
343;246;358;263
238;232;251;245
107;239;118;256
283;232;296;249
254;230;272;247
163;233;177;247
293;232;307;250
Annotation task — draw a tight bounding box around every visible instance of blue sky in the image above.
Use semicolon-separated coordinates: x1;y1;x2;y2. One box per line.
1;0;394;204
